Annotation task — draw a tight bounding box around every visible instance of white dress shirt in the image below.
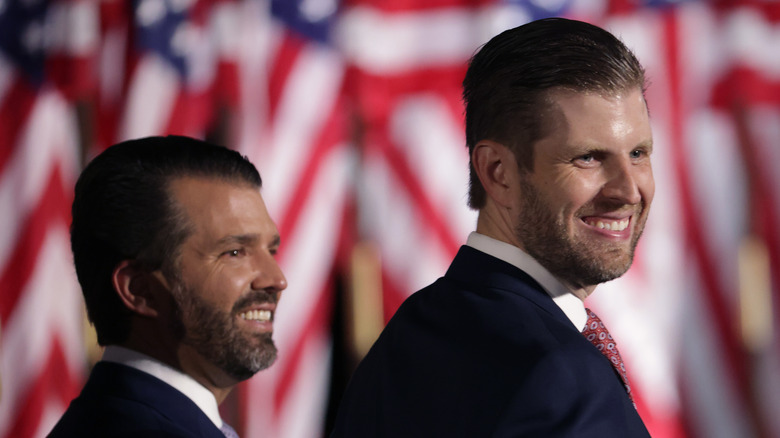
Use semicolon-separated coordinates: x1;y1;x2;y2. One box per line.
101;345;224;429
466;232;588;331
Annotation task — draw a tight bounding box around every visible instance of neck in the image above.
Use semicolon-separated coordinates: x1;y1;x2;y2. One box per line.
176;345;239;404
475;209;596;301
562;282;595;302
121;332;238;405
475;205;521;248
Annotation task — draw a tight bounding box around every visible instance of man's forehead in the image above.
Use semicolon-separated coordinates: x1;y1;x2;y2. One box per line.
544;86;646;104
169;177;272;233
168;175;260;194
544;88;648;123
533;88;651;151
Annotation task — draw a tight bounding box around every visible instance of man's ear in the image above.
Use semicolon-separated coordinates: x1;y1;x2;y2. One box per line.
472;140;519;208
111;260;164;317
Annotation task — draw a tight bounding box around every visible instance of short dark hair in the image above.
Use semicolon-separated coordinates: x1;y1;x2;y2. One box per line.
463;17;646;208
70;135;263;346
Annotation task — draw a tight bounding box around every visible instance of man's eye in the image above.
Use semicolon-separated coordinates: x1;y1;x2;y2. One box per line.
224;249;244;257
576;154;594;163
630;149;644;159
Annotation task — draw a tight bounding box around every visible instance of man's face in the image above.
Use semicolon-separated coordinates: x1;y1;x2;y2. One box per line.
514;88;654;290
168;177;287;381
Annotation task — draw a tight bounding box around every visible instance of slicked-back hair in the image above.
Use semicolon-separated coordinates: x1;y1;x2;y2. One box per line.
70;135;263;346
463;17;646;209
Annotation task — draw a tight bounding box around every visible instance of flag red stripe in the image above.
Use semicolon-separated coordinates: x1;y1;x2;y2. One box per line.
268;32;306;124
711;68;780;108
370;136;461;258
267;118;345;413
343;0;494;13
215;61;241;108
261;64;348;420
164;90;215;138
267;98;346;412
4;340;82;438
0;167;71;323
662;8;753;412
0;77;37;174
348;66;468;261
273;278;335;414
633;384;685;438
47;55;96;101
347;65;466;125
275;94;347;246
713;2;780;22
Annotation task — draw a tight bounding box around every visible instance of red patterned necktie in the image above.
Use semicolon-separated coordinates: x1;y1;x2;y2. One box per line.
582;308;633;404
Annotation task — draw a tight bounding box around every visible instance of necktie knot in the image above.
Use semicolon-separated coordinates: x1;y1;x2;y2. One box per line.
582;308;633;403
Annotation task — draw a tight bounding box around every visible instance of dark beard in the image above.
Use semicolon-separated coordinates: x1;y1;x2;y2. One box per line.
515;177;646;288
170;285;278;381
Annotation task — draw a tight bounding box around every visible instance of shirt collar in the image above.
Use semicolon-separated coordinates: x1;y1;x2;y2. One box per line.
466;232;587;331
101;345;223;428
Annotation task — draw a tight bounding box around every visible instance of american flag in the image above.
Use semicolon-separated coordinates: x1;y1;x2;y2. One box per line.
2;1;779;437
93;0;242;150
232;0;353;436
0;0;96;437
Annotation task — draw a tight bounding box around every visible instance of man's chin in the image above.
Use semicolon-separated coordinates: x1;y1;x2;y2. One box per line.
245;342;279;373
218;336;278;381
581;257;634;285
224;353;277;381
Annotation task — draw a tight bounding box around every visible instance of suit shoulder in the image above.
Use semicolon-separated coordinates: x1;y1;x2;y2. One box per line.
383;274;570;351
49;396;196;437
48;363;223;438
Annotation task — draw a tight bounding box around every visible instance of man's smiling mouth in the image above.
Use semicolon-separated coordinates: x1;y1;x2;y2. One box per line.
583;217;630;232
239;310;272;322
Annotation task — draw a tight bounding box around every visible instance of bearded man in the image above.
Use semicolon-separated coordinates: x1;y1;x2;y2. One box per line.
50;136;287;437
331;18;653;437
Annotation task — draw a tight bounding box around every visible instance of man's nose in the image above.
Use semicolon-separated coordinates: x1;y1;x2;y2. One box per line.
601;159;642;205
251;253;288;293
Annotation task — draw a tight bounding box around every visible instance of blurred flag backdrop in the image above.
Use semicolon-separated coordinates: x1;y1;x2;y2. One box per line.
1;0;778;437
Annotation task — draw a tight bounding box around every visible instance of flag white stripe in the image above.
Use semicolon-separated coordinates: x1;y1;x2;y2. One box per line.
388;94;476;236
0;229;84;437
680;273;755;438
263;45;344;217
336;5;537;74
245;141;353;437
119;55;181;139
271;144;352;350
359;152;456;292
0;91;78;271
276;333;333;438
723;8;780;76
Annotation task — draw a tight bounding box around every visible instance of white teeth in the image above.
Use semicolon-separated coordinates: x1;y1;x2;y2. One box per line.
240;310;272;322
589;218;629;231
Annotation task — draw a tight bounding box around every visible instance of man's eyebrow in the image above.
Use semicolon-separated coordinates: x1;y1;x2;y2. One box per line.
215;234;260;247
215;233;281;247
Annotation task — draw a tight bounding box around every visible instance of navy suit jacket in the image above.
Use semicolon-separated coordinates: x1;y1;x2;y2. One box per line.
331;246;650;437
48;361;226;437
